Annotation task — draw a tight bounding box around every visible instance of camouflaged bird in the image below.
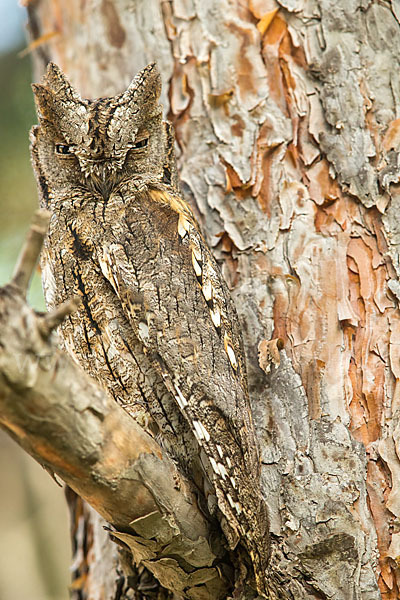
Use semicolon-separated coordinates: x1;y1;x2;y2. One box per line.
30;62;270;596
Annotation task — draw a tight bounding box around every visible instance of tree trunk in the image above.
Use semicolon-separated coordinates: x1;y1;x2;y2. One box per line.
6;0;400;597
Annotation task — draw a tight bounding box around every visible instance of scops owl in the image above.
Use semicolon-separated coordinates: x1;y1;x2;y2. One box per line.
30;62;269;595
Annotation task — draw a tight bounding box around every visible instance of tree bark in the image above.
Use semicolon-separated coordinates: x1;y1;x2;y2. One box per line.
3;0;399;597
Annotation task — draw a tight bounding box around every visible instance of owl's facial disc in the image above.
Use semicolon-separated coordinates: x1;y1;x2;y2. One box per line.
33;62;167;202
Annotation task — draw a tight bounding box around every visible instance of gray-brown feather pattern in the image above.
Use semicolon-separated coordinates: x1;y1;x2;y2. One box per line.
30;62;269;596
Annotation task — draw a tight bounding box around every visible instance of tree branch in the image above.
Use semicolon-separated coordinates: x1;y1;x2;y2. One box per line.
11;209;50;294
0;212;231;600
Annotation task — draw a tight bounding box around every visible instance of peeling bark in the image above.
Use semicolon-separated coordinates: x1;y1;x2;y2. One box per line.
6;0;400;598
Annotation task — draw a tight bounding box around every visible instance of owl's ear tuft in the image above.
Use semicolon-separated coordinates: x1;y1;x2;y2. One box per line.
32;69;88;142
32;83;57;122
43;62;84;105
120;62;162;109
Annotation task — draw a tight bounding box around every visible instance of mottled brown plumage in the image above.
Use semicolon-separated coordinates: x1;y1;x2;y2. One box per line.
30;62;269;595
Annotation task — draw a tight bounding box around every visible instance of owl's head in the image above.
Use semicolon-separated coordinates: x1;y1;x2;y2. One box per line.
31;62;174;201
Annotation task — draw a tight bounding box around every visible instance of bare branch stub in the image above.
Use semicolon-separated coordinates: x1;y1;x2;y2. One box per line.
11;208;51;295
39;295;81;336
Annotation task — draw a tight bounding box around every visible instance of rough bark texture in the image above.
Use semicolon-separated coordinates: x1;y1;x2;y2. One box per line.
8;0;400;598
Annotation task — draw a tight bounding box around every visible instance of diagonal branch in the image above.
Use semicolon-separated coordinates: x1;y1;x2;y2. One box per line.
0;212;231;600
11;209;51;295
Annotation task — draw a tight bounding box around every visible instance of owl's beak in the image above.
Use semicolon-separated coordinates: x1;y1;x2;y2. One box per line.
85;161;119;199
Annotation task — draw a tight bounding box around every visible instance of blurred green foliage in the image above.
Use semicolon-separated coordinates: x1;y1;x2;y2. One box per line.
0;49;44;308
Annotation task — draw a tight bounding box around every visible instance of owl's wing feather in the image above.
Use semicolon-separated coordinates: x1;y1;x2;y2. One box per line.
97;188;269;592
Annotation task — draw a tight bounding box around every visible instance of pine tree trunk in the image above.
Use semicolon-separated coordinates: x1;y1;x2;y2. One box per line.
20;0;400;598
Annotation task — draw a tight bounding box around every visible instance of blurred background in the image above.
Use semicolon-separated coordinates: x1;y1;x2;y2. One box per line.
0;1;70;599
